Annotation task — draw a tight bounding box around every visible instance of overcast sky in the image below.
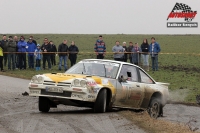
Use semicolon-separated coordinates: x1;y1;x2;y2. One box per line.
0;0;199;34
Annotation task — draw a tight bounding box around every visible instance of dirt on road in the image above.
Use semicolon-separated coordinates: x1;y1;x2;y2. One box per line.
0;75;200;133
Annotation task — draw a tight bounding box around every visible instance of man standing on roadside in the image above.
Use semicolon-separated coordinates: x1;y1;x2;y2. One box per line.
49;41;57;66
112;41;124;61
122;42;128;62
127;42;134;63
17;36;27;70
69;41;79;67
58;40;68;71
30;36;37;47
1;35;8;66
14;36;19;69
27;37;36;69
41;38;51;70
0;41;5;72
7;36;16;70
94;35;106;59
149;37;161;71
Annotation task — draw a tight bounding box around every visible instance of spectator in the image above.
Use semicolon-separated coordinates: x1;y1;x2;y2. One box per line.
41;38;51;70
112;41;124;61
17;36;27;70
27;37;36;69
49;41;57;66
14;36;19;69
0;41;5;72
149;37;161;71
7;36;16;70
122;42;128;62
58;39;68;71
127;42;134;63
30;36;37;47
94;35;106;59
1;35;8;66
141;39;150;71
69;41;79;67
34;44;42;71
132;43;141;65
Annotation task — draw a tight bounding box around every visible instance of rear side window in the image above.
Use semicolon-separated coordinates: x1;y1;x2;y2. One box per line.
139;70;154;84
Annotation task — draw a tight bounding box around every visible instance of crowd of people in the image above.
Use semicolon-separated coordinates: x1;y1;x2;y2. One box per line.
0;34;161;72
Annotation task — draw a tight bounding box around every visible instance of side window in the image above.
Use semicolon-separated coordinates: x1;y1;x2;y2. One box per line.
139;70;154;84
119;65;138;82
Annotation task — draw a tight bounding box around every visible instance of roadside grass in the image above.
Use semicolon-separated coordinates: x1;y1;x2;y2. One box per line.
0;34;200;102
120;111;199;133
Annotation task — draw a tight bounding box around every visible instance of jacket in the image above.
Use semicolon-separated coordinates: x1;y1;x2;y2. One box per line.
58;43;68;56
131;46;142;63
149;42;161;56
112;45;124;59
41;43;51;56
17;40;27;52
27;42;36;55
34;48;42;60
1;40;8;52
50;44;57;54
127;45;134;58
0;41;4;56
141;43;149;55
69;45;79;58
94;40;106;54
7;40;17;52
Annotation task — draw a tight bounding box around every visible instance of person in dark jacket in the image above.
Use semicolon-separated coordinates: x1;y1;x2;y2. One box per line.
17;36;27;70
49;41;57;66
94;35;106;59
0;41;5;72
149;37;161;71
127;42;134;63
132;43;142;65
27;38;36;69
30;36;37;47
14;36;19;69
58;40;68;71
7;36;17;70
68;41;79;67
1;35;8;67
122;42;128;62
141;39;150;71
41;38;51;70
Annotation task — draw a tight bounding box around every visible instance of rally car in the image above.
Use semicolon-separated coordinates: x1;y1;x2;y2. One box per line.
28;59;170;118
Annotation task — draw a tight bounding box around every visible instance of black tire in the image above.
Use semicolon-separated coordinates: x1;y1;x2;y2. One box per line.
148;97;160;119
39;97;50;112
94;89;107;113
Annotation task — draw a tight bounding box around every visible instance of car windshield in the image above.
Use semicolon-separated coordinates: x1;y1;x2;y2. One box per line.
65;60;120;79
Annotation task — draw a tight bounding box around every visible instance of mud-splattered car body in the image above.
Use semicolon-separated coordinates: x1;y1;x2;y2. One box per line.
28;59;169;118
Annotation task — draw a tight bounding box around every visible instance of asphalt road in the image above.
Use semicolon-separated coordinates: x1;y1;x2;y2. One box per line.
0;75;145;133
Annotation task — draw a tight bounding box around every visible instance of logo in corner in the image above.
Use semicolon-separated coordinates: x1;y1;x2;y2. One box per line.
167;3;198;28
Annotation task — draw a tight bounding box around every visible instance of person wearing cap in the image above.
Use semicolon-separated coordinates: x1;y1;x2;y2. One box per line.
1;35;8;66
122;42;128;62
17;36;27;70
131;43;141;65
149;37;161;71
34;44;42;70
0;41;5;72
26;37;36;69
7;36;17;70
94;35;106;59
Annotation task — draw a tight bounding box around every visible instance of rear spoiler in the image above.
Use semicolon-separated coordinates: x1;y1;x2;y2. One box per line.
155;82;170;86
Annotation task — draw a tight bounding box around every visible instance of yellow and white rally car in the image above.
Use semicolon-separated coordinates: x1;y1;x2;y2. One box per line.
29;59;169;118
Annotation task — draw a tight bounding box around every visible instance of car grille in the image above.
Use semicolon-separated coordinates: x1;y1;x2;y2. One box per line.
41;90;72;97
57;82;71;88
43;80;71;88
43;81;56;85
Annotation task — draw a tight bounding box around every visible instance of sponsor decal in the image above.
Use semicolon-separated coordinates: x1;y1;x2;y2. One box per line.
88;95;95;99
167;3;198;28
102;79;108;85
87;81;97;86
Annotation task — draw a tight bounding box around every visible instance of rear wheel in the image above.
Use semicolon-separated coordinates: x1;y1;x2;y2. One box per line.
94;89;107;113
39;97;50;112
148;98;160;119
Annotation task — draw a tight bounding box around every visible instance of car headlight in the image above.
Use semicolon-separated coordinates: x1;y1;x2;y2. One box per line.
37;76;44;84
74;79;80;86
31;76;38;83
80;80;86;87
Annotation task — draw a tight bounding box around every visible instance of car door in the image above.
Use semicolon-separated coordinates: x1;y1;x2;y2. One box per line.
114;64;144;108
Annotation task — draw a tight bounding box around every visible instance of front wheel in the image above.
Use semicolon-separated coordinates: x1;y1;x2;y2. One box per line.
94;89;107;113
148;98;160;119
39;97;50;112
